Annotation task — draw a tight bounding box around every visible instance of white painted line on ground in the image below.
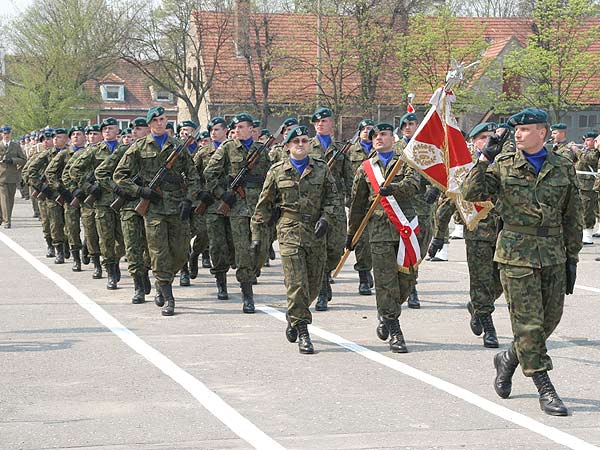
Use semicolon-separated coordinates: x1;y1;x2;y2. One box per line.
257;305;599;450
0;232;285;450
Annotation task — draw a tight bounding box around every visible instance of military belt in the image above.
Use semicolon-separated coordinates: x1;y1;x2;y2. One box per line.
504;224;561;237
280;211;318;223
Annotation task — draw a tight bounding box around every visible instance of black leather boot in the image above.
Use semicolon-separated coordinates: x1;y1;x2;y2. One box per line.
366;271;374;288
376;315;389;341
71;249;82;272
358;271;372;295
326;271;333;298
315;274;329;311
154;280;165;307
296;322;314;354
388;319;408;353
285;313;298;343
115;263;121;282
189;252;199;279
54;245;65;264
268;245;276;261
467;302;483;336
131;274;145;304
45;239;55;258
241;282;255;313
106;263;118;290
202;252;212;268
179;263;190;286
160;283;175;316
92;255;102;279
143;269;151;295
82;244;90;265
216;272;228;300
493;346;519;399
407;286;421;309
63;243;70;259
532;371;568;416
480;314;499;348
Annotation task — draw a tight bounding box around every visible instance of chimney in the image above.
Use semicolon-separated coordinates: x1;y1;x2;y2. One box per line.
234;0;250;58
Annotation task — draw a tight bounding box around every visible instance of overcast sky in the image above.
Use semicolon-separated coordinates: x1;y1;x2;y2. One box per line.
0;0;33;20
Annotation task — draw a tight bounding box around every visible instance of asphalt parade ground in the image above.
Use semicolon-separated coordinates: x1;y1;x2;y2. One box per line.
1;197;599;450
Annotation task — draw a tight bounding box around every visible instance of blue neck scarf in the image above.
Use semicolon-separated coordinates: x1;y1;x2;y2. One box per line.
404;136;411;144
377;150;395;168
105;140;119;152
213;140;222;149
73;145;83;152
152;133;168;150
360;140;373;155
524;147;547;175
240;137;253;151
290;156;309;176
317;134;331;150
188;142;197;154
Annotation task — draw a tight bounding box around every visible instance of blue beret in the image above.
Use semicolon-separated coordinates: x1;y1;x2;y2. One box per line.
468;122;497;139
368;122;395;140
311;107;333;122
100;117;118;129
358;119;375;131
231;113;254;126
207;117;226;131
129;117;148;128
283;117;299;128
583;131;599;139
399;113;418;128
507;108;548;126
146;106;165;123
283;125;309;144
550;123;567;131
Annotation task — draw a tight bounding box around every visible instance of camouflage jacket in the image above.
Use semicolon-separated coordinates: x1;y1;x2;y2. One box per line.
45;146;78;191
461;150;583;267
63;147;89;192
309;136;353;205
193;143;221;214
95;143;136;210
552;142;576;162
268;143;287;164
26;147;62;197
574;146;600;190
433;194;499;242
395;137;433;217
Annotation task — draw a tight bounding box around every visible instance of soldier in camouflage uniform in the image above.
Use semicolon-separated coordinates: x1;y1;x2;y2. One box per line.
348;123;421;353
549;123;575;161
252;125;337;354
204;113;270;313
430;122;503;348
96;117;152;304
309;107;353;311
461;108;582;416
268;117;298;164
574;131;599;244
22;133;43;219
45;126;87;271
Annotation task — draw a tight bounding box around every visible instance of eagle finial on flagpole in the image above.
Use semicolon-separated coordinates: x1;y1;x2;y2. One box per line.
444;59;480;92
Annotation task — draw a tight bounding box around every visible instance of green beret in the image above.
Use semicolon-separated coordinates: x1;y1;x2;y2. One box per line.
129;117;148;128
100;117;118;130
87;124;101;133
207;117;226;131
260;128;270;137
311;107;333;122
146;105;165;123
199;130;210;139
399;112;418;129
231;113;254;126
583;131;599;139
550;123;567;131
121;128;132;135
283;125;309;144
54;128;68;135
468;122;496;139
283;117;299;128
358;119;375;131
507;108;548;126
497;122;512;130
42;129;55;138
252;119;261;128
68;126;85;136
368;122;394;140
176;120;198;133
166;122;174;130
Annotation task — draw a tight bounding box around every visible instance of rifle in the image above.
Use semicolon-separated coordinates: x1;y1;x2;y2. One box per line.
327;130;360;169
216;122;285;215
36;183;49;201
110;174;140;212
135;129;203;216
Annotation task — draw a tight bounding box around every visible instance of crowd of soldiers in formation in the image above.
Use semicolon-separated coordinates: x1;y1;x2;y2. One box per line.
0;103;591;417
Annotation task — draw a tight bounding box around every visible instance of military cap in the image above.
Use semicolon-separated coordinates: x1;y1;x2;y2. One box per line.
1;125;11;133
550;123;567;131
68;126;85;136
54;128;68;135
199;130;210;139
283;117;299;128
358;119;375;131
368;122;395;140
468;122;497;139
399;112;418;129
260;128;270;137
129;117;148;128
231;113;254;126
311;107;333;122
507;108;548;126
497;122;512;130
177;120;198;133
166;122;174;131
42;129;55;138
583;131;599;139
85;124;101;133
252;119;261;128
283;125;309;144
121;128;132;135
146;105;165;123
100;117;118;130
207;116;226;131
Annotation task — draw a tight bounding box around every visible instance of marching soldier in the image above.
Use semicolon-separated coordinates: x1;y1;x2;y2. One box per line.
574;131;599;244
268;117;298;164
22;133;42;219
462;108;582;416
0;125;27;228
251;125;337;354
549;123;575;160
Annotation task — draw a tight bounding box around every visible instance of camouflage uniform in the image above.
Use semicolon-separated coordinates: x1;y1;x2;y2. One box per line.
23;151;51;242
461;150;582;376
188;145;209;261
574;146;600;229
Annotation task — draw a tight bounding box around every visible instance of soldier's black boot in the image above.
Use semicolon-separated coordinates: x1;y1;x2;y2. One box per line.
285;314;298;343
202;252;212;268
366;271;374;288
115;263;121;282
179;263;191;287
92;255;102;279
326;271;333;298
532;371;568;416
45;239;55;258
63;243;70;259
160;283;175;316
82;244;90;265
467;302;483;336
268;245;276;261
296;322;314;354
189;252;199;279
241;282;255;313
358;271;372;295
315;274;329;311
215;272;229;300
131;274;145;304
54;245;65;264
143;269;151;295
154;280;165;307
71;249;82;272
106;263;118;290
407;286;421;309
376;315;389;341
493;346;519;399
480;314;499;348
388;319;408;353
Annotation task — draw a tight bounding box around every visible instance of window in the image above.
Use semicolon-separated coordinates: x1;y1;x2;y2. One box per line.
155;90;173;102
101;84;124;102
119;120;129;130
588;115;598;128
579;115;588;128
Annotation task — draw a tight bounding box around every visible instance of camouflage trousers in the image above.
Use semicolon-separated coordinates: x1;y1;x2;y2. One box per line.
499;263;565;377
580;189;597;229
94;206;124;265
38;198;52;241
281;243;326;326
466;239;502;315
145;212;190;283
229;215;260;283
29;186;40;216
325;205;346;272
81;206;100;256
205;213;235;275
353;224;372;272
413;213;434;283
121;209;150;277
190;212;209;256
46;198;65;245
64;203;82;250
371;241;417;320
